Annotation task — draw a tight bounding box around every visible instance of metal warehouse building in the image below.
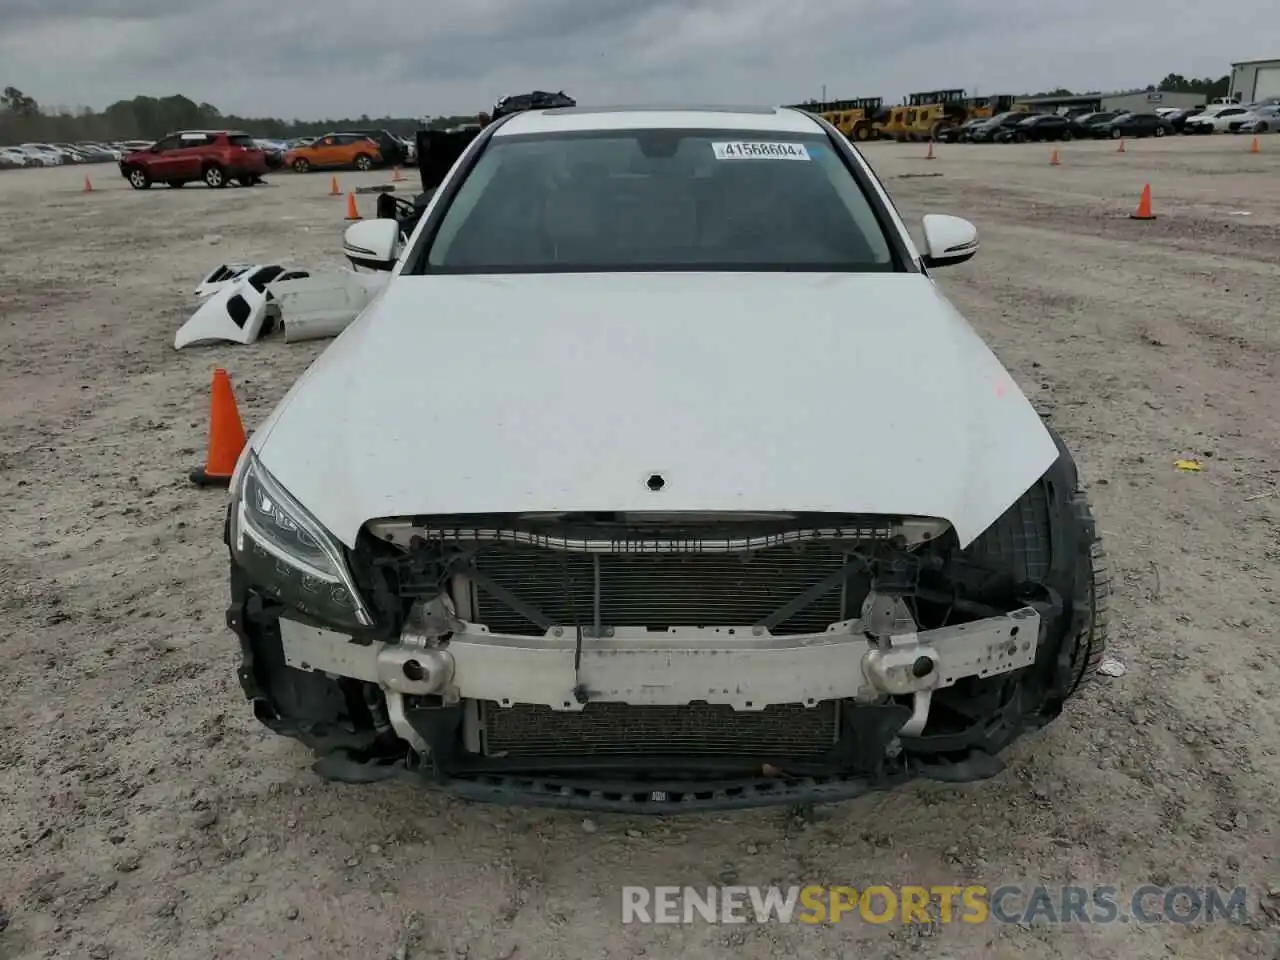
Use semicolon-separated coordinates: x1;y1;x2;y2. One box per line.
1230;58;1280;102
1015;89;1205;114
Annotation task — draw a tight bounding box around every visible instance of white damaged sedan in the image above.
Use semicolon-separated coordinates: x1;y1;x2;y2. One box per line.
223;105;1108;812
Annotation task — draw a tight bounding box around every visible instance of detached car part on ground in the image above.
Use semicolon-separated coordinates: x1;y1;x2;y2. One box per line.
174;261;389;349
223;105;1109;813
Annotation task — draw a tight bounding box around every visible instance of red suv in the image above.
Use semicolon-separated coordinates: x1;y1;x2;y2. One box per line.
120;130;269;189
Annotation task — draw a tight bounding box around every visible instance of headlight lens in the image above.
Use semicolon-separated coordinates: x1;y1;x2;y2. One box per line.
231;452;373;628
241;461;338;580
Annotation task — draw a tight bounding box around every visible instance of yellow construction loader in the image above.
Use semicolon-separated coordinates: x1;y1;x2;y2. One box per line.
783;97;883;142
874;90;1018;141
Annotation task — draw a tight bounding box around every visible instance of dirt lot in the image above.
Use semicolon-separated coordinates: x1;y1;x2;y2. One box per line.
1;136;1278;960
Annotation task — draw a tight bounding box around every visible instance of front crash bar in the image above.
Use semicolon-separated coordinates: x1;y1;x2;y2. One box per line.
279;608;1041;714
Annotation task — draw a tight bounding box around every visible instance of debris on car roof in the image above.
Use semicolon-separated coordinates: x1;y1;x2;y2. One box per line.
491;90;576;121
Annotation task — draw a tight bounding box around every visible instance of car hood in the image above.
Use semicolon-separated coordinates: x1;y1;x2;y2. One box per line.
252;273;1059;549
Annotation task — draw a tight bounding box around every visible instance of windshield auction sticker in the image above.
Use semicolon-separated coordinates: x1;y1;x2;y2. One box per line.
711;141;811;160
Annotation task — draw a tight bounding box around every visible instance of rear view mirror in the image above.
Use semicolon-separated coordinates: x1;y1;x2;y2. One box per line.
920;214;979;268
343;219;400;272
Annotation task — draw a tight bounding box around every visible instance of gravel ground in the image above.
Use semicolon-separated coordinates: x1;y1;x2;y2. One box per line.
0;135;1277;960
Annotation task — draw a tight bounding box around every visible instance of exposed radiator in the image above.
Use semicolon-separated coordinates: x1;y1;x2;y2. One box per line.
470;542;858;635
479;700;840;760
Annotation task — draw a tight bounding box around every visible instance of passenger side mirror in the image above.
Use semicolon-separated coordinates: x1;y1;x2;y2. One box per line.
343;219;400;272
920;214;979;268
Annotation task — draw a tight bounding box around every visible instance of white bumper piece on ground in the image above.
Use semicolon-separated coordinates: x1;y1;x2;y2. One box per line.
276;271;389;343
174;265;388;349
278;606;1041;749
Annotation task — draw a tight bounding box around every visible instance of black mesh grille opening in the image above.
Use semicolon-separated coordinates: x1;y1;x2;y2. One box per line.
471;542;857;635
480;700;840;760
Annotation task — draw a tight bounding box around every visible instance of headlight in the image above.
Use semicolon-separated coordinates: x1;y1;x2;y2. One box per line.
230;452;373;629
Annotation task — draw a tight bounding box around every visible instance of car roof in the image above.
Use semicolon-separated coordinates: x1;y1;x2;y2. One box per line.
493;105;825;137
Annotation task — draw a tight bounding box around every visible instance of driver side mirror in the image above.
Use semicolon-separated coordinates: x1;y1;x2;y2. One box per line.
343;219;400;272
920;214;979;268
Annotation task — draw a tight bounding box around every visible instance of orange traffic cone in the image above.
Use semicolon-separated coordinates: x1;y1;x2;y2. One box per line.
1130;183;1156;221
83;176;93;192
344;192;361;220
329;175;341;196
391;166;404;182
1117;137;1126;154
925;141;935;160
1050;147;1061;166
189;368;247;487
1250;136;1261;154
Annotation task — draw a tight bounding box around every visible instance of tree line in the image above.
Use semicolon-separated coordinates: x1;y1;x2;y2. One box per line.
1023;74;1231;100
0;88;479;146
1;73;1235;147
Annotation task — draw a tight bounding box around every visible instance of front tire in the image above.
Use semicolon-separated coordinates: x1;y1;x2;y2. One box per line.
1111;127;1123;139
354;153;373;171
203;164;227;188
292;158;310;173
1155;126;1166;137
1061;129;1073;141
126;166;151;189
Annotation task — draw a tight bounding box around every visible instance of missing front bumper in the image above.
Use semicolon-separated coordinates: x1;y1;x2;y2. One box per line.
279;608;1040;713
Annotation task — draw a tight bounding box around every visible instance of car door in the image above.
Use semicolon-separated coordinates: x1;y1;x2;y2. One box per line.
309;136;339;167
171;132;213;178
1040;116;1066;139
146;135;186;177
335;134;366;165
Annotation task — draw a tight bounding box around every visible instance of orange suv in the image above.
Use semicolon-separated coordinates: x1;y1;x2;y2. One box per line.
119;130;268;189
285;134;382;173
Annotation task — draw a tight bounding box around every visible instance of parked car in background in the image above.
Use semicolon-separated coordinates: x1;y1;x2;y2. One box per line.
1230;104;1280;133
345;129;409;167
968;111;1031;143
1072;111;1124;134
939;117;987;142
1156;107;1203;133
1092;112;1174;139
18;143;65;165
255;139;289;170
285;133;383;172
120;130;268;189
70;142;121;161
0;147;34;168
1002;112;1083;142
1183;105;1251;134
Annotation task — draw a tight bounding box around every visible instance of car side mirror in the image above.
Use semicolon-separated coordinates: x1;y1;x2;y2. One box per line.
920;214;979;269
343;219;400;272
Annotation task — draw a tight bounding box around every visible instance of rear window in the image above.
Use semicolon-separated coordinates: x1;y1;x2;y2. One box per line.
228;135;257;147
417;129;895;274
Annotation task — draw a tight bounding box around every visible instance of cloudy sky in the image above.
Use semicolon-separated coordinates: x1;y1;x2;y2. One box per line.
1;0;1267;120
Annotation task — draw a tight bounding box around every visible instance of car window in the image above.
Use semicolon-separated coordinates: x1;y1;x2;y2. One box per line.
419;129;895;273
154;135;183;151
228;134;256;147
